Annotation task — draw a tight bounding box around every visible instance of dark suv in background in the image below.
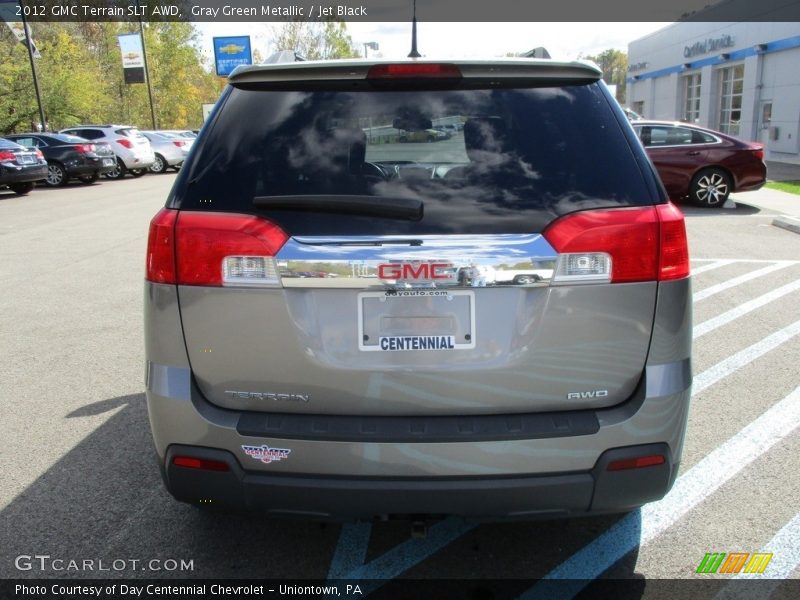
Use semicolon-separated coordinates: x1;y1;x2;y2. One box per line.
145;59;692;520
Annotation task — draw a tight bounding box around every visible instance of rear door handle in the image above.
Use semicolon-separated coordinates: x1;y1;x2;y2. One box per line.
687;151;701;156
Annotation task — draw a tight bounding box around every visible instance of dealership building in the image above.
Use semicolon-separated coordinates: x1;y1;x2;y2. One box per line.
627;22;800;165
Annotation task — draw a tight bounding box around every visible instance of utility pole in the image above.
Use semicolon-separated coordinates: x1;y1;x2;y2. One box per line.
136;0;157;129
19;1;46;131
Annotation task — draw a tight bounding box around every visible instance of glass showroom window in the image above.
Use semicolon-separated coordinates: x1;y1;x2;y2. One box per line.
683;73;701;123
718;65;744;136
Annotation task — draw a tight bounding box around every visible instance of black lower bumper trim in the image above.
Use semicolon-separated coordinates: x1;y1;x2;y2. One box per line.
164;443;674;520
237;408;599;443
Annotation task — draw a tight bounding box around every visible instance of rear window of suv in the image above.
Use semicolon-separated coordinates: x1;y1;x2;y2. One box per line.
173;82;655;235
115;128;146;139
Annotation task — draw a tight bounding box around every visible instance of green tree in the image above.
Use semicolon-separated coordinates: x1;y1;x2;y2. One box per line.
141;22;224;128
1;22;223;133
0;23;114;132
269;20;360;59
583;49;628;103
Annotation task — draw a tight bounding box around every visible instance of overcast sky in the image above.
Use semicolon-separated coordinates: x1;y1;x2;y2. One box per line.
196;22;670;62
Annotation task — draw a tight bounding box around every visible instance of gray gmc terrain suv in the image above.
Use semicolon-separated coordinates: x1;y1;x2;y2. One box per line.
144;59;692;519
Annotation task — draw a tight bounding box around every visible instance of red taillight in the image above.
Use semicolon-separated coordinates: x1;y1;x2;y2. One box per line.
35;149;44;159
172;456;230;472
175;212;288;286
752;147;764;161
0;150;16;161
607;454;665;471
74;144;95;154
146;210;288;287
656;203;690;281
543;204;689;283
367;63;462;79
544;206;659;283
145;208;178;284
117;138;133;149
172;140;186;147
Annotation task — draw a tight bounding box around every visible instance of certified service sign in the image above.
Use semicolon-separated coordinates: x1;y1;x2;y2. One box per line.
213;36;253;77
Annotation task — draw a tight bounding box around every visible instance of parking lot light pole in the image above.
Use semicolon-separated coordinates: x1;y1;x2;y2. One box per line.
136;0;157;130
19;2;46;131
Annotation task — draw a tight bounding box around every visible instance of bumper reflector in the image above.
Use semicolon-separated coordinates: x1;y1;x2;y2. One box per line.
606;454;665;471
172;456;230;472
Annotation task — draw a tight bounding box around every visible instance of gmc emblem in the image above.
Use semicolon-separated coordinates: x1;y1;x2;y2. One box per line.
377;262;454;281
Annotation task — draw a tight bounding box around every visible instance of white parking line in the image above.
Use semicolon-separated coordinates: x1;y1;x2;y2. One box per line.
519;385;800;599
691;259;737;275
692;319;800;396
693;261;796;302
713;512;800;599
693;280;800;338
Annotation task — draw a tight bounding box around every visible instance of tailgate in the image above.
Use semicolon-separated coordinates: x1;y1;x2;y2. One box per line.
179;233;656;415
170;68;665;417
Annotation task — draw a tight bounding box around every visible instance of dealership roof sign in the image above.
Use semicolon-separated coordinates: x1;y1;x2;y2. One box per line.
684;35;736;58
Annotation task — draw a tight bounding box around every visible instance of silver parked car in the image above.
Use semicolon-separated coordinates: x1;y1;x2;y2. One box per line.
141;131;191;174
144;59;692;519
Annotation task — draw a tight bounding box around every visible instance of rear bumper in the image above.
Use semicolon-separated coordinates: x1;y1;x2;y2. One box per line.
120;153;155;169
163;443;676;519
65;157;117;176
146;362;690;518
144;277;692;519
0;164;47;184
734;161;767;192
159;150;185;166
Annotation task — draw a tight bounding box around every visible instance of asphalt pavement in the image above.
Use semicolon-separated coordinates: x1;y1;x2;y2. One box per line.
0;176;798;597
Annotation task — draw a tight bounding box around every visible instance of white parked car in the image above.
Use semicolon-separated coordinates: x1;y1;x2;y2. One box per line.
59;125;155;179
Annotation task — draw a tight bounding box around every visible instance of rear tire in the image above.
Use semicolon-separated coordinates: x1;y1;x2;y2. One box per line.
45;162;68;187
78;173;100;184
104;159;127;180
689;168;732;208
149;154;168;174
9;182;35;195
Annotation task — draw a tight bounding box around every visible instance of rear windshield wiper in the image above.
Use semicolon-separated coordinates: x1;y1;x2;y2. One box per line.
253;195;423;221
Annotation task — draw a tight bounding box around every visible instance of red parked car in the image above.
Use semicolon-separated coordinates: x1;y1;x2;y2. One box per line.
632;121;766;208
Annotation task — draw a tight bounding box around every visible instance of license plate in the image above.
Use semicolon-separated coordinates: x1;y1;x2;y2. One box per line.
358;290;475;352
18;155;34;164
102;158;114;166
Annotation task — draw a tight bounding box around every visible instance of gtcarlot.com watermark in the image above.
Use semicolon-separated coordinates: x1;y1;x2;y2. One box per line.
15;554;194;573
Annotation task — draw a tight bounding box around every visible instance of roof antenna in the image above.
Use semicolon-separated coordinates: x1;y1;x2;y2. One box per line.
408;0;421;58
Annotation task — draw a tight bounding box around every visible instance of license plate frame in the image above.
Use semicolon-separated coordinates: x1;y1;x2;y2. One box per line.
357;289;476;352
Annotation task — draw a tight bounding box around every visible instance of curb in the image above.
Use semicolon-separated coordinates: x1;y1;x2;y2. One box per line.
772;215;800;235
